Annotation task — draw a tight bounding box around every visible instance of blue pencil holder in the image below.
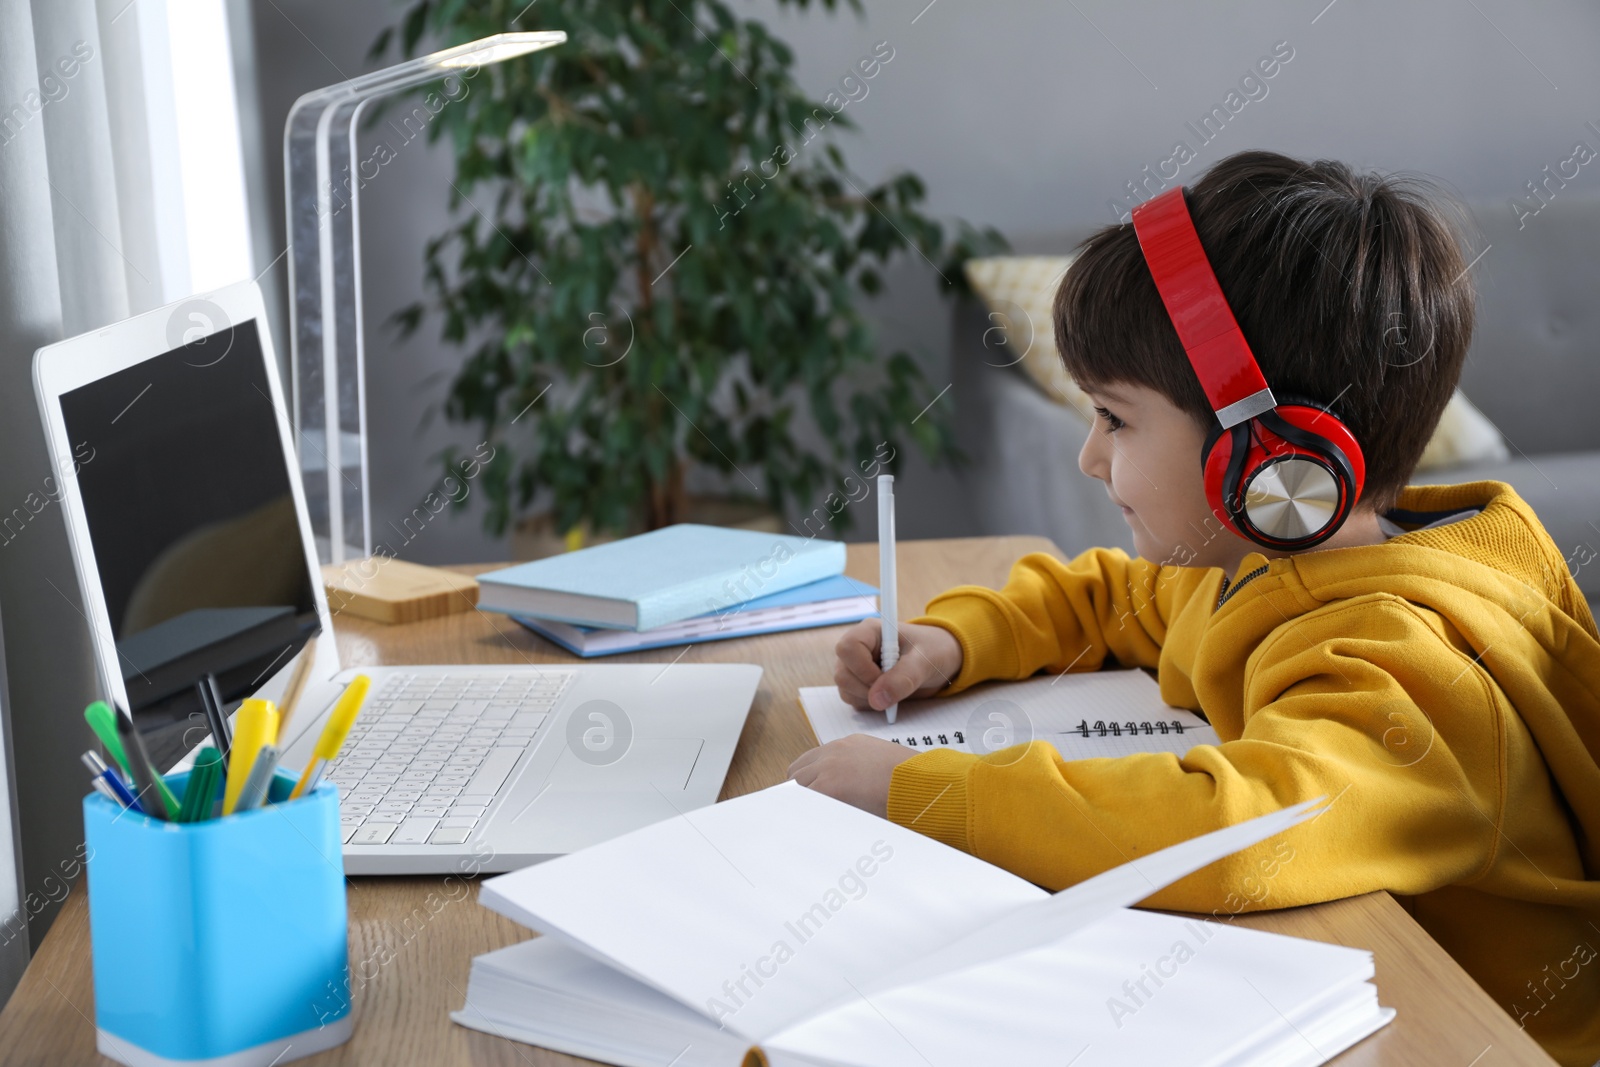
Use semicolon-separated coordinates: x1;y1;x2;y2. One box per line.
83;770;352;1067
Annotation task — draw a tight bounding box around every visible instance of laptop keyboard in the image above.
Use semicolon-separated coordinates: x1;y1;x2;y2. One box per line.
328;670;574;847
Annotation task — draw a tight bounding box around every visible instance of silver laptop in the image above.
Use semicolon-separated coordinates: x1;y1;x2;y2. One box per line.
34;280;760;875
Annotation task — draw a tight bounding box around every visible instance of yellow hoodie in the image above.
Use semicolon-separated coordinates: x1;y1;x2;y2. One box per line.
888;480;1600;1067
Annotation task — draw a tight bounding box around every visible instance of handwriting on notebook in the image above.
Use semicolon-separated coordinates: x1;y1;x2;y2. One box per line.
798;671;1221;757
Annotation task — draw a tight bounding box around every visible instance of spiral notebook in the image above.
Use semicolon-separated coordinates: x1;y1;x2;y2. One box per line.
798;670;1221;757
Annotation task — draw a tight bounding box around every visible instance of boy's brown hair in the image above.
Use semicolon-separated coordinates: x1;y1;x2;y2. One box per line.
1054;149;1478;515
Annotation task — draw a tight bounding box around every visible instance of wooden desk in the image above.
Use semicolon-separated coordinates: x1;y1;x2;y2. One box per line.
0;537;1556;1066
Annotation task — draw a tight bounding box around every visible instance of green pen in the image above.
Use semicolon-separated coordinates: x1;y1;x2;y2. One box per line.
84;701;132;778
179;747;223;822
93;702;181;819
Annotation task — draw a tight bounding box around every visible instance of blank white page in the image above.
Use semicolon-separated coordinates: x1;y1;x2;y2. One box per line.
476;781;1046;1042
800;672;1220;757
765;909;1391;1067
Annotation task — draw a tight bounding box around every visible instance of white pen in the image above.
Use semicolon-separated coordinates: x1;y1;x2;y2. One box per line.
877;474;899;724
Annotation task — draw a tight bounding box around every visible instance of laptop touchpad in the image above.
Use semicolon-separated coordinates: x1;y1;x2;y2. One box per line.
505;739;707;848
542;737;705;792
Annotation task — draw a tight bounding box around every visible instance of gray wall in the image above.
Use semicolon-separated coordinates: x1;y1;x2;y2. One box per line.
246;0;1600;561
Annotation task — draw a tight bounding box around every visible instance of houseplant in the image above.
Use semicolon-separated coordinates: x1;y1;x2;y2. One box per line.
374;0;1004;547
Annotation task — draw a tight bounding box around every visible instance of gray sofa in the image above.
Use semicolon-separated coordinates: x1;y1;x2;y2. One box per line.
951;195;1600;614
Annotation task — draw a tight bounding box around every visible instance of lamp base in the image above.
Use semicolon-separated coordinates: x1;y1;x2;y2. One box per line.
321;557;479;624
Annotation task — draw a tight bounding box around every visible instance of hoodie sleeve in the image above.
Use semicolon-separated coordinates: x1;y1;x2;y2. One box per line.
887;597;1501;910
907;547;1216;693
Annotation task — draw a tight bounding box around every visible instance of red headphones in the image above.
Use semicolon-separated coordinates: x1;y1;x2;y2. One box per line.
1130;186;1365;550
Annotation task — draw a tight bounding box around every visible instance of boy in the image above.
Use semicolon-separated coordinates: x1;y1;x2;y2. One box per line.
789;150;1600;1067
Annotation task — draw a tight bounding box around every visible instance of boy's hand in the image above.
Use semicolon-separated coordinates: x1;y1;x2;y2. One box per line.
834;619;963;712
788;735;918;819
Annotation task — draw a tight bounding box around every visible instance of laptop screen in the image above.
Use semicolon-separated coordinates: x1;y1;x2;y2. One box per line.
59;318;320;765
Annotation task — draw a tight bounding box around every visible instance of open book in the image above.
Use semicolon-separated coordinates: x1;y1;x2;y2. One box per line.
453;782;1393;1067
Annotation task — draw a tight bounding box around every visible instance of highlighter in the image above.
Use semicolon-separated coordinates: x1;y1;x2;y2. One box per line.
223;699;279;815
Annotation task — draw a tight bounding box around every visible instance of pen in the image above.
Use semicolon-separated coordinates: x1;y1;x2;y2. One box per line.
877;474;900;725
84;701;132;780
178;747;223;823
90;710;178;819
113;707;175;821
232;745;281;813
80;750;140;812
290;674;370;800
223;699;279;815
90;778;119;804
197;673;232;762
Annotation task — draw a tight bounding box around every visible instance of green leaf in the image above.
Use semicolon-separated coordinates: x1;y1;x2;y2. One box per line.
400;2;431;56
368;26;394;61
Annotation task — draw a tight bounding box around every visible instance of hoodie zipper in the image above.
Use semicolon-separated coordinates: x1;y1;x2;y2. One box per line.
1216;563;1271;610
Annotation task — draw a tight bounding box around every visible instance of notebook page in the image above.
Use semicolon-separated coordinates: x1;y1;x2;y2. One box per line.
853;796;1331;1001
766;908;1388;1067
800;672;1220;757
475;781;1046;1042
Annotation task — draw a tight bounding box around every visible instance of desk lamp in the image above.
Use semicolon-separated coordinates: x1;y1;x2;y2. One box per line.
284;32;565;567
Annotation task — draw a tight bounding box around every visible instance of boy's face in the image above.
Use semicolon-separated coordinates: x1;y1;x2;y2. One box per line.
1075;381;1246;570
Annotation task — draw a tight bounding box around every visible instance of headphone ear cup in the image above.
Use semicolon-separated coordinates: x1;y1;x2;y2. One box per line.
1203;398;1367;550
1261;398;1366;503
1243;404;1364;548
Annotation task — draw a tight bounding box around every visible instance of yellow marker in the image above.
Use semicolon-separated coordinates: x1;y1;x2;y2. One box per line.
289;675;371;800
222;699;279;815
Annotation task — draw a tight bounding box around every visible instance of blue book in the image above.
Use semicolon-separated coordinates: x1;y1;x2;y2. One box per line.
476;524;848;631
512;576;880;657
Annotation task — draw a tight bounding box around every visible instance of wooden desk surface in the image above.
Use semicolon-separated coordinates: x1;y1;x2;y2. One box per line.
0;536;1555;1066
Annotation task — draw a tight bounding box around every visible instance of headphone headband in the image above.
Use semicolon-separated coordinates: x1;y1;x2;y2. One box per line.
1130;187;1274;428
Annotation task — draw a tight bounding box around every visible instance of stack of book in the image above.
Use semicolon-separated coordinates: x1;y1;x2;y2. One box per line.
475;524;878;657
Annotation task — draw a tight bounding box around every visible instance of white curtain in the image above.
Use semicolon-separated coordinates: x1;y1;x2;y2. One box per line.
0;0;109;1001
0;0;256;999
